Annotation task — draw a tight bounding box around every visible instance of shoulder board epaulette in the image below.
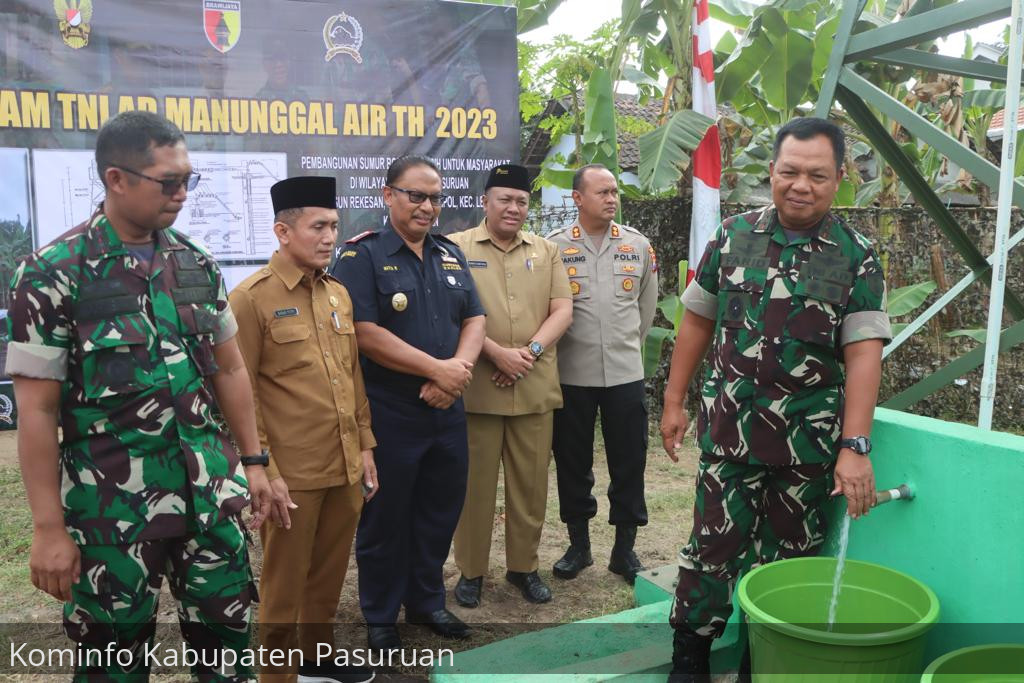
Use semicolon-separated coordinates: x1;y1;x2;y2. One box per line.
173;232;223;274
835;216;873;251
235;266;273;292
346;230;378;244
620;224;643;236
721;211;755;233
547;227;568;237
434;232;457;246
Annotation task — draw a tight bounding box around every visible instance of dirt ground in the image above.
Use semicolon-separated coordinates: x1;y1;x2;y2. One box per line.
0;427;704;680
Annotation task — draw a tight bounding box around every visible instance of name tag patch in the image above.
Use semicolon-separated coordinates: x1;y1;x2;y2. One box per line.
442;262;463;271
468;260;488;268
274;307;299;318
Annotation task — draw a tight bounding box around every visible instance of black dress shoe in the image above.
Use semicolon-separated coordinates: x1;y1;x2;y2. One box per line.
298;659;375;683
454;575;482;608
505;570;552;604
405;608;471;639
366;625;402;651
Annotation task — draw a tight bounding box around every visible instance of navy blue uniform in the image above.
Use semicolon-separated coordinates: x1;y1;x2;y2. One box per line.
331;225;485;625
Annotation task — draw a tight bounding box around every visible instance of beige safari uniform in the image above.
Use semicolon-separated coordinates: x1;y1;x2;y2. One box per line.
547;220;659;532
229;251;375;680
548;220;659;387
448;221;571;577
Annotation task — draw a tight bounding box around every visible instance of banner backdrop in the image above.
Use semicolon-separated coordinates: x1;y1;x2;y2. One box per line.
0;0;520;420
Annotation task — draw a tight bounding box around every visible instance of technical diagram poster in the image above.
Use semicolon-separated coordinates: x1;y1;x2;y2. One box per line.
31;149;105;240
33;150;285;260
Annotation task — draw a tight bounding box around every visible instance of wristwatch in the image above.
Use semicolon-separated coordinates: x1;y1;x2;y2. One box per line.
528;340;544;359
839;436;872;455
240;449;270;467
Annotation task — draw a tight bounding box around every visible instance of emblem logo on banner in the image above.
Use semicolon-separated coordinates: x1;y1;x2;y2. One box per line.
0;395;13;425
54;0;93;49
323;12;364;64
203;0;241;53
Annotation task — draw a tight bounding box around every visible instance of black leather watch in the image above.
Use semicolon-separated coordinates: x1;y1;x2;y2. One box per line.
240;449;270;467
839;436;872;455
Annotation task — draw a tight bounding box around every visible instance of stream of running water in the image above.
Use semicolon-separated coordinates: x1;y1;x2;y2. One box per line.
827;513;851;631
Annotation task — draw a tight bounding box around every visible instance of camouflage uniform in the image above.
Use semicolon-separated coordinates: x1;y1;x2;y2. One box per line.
671;206;890;636
6;210;254;680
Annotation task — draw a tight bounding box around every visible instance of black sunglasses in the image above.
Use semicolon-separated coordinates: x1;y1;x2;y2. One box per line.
387;185;445;207
110;164;200;196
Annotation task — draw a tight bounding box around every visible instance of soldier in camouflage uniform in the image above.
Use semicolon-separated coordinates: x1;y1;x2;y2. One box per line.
659;118;891;682
7;111;275;681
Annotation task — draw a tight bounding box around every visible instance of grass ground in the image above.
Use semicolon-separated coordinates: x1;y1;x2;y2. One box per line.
0;426;703;680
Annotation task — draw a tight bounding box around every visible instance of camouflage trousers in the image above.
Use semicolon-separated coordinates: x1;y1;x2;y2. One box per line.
63;515;255;682
670;453;832;638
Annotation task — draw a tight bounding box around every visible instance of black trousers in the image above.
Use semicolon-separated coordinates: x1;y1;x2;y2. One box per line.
357;391;468;624
552;380;649;527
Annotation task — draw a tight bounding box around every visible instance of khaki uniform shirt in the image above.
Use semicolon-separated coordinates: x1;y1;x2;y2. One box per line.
229;251;376;490
449;221;572;415
548;221;659;387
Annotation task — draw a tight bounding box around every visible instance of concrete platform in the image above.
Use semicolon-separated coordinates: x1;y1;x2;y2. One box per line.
431;599;673;681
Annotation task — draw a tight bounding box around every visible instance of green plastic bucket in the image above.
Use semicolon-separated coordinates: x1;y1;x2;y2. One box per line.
737;557;940;682
921;644;1024;682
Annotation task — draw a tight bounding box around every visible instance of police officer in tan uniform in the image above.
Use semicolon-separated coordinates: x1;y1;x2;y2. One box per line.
229;176;377;683
547;163;659;585
448;164;573;608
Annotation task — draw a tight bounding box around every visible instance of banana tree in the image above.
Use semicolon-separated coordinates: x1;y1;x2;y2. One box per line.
460;0;568;34
642;259;688;378
707;0;927;280
887;280;938;336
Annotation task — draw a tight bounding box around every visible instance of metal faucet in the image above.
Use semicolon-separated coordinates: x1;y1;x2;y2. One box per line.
874;484;914;506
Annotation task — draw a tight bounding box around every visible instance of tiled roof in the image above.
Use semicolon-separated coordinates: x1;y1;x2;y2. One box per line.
522;95;665;173
614;97;665;171
989;106;1024;132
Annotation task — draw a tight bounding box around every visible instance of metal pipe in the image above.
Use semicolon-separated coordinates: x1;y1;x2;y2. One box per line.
979;0;1024;429
874;484;914;506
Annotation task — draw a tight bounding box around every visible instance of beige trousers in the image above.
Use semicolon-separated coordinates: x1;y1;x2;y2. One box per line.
258;483;362;683
453;411;553;577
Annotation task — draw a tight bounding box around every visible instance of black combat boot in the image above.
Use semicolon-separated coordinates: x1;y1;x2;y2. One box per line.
608;525;646;584
668;627;713;683
552;521;593;579
737;645;752;683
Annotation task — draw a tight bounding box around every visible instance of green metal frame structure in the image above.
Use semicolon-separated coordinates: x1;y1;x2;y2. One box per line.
814;0;1021;417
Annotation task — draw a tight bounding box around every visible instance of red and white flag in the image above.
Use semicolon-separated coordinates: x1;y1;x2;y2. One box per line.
688;0;721;285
